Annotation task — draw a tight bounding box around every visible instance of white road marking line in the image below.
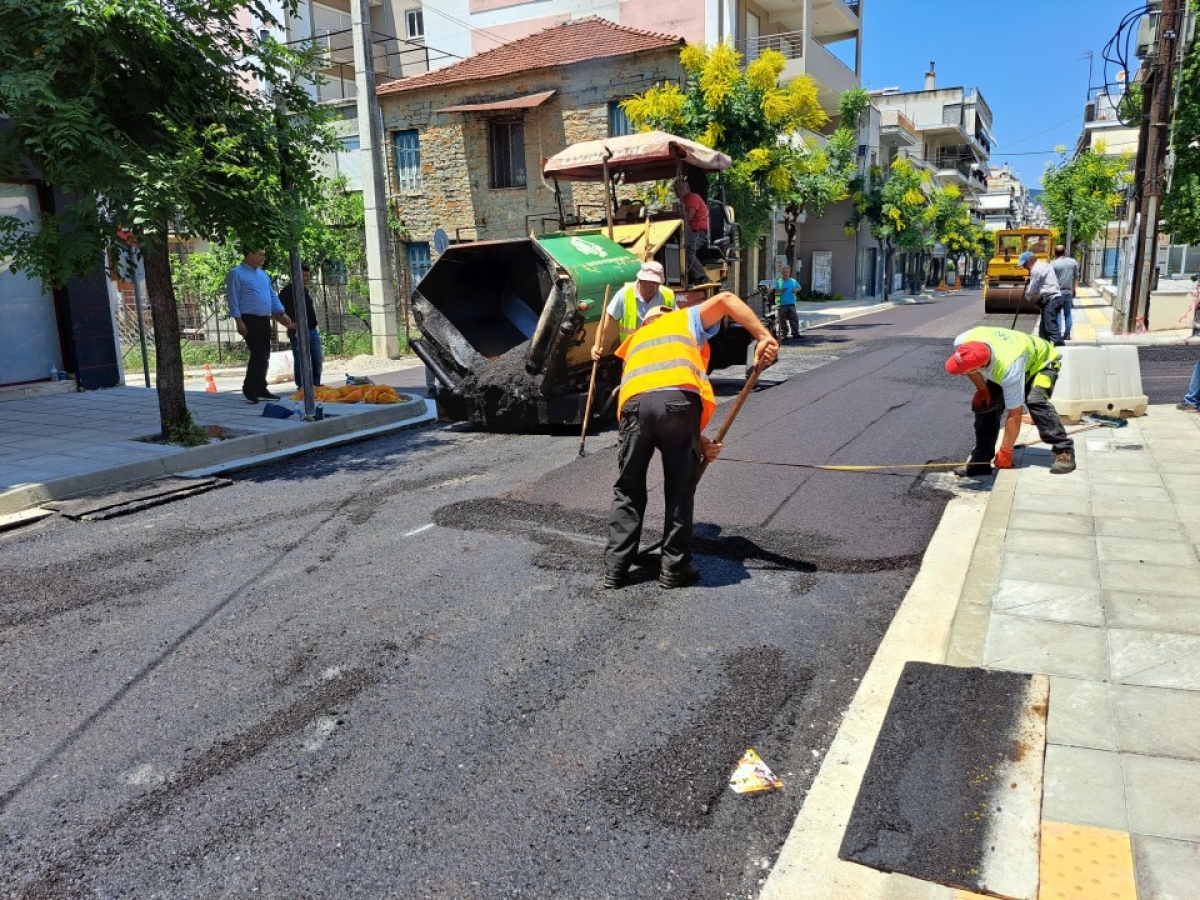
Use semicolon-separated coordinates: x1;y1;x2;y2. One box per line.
405;523;435;537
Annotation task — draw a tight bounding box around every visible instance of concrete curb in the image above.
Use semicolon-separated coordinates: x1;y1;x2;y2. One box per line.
760;489;991;900
0;397;434;516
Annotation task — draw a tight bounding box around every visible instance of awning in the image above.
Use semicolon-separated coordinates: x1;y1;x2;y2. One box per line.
435;90;556;114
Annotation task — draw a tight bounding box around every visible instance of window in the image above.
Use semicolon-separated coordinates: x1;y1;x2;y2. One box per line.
489;120;526;189
336;135;362;189
608;101;633;138
406;9;424;39
408;243;432;288
393;129;422;192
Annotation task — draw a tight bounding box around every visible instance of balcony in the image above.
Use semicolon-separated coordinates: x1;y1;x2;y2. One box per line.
879;109;918;148
934;157;988;194
811;0;860;41
739;29;805;63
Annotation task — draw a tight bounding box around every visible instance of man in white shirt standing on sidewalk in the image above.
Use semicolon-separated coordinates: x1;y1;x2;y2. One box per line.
226;248;293;404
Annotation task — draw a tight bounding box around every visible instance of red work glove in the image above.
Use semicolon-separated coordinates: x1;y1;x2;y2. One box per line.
994;448;1014;469
971;388;990;412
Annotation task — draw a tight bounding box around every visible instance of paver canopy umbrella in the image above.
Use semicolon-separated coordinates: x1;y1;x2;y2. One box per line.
541;130;732;183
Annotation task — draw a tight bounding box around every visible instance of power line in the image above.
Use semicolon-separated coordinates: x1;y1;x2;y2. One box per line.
997;114;1084;150
418;0;514;50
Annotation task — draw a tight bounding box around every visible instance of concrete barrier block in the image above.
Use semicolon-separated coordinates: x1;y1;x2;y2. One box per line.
1051;345;1148;423
1148;290;1198;331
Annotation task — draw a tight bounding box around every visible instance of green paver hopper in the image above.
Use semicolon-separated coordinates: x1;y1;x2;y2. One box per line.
411;233;642;430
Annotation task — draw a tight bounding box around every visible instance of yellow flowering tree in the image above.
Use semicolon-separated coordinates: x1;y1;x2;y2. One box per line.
623;44;853;243
849;158;935;298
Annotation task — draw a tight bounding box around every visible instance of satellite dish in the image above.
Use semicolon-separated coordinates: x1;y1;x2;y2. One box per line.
433;228;450;256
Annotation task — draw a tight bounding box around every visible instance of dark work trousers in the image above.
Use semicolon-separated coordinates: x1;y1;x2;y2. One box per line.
604;390;703;576
240;314;273;398
1038;293;1068;346
967;369;1074;465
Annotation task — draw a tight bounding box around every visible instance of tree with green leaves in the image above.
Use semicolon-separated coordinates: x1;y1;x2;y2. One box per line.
781;87;871;265
623;44;855;245
0;0;335;438
931;184;989;286
1164;39;1200;244
849;158;937;298
1041;146;1129;250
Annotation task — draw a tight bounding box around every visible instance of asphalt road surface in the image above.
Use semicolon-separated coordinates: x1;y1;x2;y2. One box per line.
3;291;1194;899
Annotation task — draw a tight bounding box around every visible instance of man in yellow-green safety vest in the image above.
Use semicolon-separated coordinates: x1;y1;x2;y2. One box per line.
591;261;675;360
944;326;1075;477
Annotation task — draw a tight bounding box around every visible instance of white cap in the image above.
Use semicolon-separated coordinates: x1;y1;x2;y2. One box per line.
637;261;665;284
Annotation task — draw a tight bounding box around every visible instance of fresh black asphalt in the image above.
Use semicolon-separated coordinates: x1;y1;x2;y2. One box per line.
3;293;1195;898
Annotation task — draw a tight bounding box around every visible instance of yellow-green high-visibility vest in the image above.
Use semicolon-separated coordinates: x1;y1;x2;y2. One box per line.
617;283;675;341
957;326;1059;382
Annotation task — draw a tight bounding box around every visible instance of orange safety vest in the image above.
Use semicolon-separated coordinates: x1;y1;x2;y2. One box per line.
616;309;715;429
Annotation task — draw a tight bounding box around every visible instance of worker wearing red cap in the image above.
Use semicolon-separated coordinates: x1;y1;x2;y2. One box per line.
945;326;1075;476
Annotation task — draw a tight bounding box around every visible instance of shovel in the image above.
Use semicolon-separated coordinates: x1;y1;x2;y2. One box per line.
579;285;613;457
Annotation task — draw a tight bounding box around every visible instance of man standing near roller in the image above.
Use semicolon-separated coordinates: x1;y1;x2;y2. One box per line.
944;326;1075;477
1018;250;1065;346
1049;244;1079;342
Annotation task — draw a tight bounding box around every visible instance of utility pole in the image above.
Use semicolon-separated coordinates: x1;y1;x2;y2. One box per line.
261;28;315;418
351;0;399;358
1127;0;1182;333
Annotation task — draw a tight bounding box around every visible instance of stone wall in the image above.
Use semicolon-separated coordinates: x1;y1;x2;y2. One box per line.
379;49;681;248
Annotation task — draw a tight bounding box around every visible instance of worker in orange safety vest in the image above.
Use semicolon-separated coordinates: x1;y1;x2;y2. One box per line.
603;291;778;590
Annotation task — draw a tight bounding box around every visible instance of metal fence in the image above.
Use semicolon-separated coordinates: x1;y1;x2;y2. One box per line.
116;239;419;378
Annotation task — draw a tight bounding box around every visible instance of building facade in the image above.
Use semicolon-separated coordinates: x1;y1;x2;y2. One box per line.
1;122;120;392
391;0;863;297
374;17;684;278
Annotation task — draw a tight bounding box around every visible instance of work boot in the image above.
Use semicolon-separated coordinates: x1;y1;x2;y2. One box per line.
953;462;993;478
1049;451;1077;475
603;567;628;590
659;563;701;590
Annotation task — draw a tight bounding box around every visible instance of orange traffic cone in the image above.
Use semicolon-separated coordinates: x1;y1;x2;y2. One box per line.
204;364;218;393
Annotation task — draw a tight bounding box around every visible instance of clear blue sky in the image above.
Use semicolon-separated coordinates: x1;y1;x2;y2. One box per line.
859;0;1144;188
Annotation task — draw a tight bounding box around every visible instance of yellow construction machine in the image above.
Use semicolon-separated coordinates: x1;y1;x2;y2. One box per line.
982;228;1053;314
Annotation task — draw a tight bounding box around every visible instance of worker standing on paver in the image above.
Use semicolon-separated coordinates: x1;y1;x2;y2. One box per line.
591;261;675;358
603;292;778;590
1018;250;1066;346
945;326;1076;477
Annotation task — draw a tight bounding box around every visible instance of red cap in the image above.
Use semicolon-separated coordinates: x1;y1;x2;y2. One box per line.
945;341;991;375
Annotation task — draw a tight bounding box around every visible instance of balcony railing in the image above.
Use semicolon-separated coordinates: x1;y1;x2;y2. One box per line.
880;109;917;134
737;29;803;62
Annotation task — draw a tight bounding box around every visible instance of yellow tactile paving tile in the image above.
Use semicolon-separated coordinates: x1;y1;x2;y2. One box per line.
1037;822;1138;900
951;822;1137;900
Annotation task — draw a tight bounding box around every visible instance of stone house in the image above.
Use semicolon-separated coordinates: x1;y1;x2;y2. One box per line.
375;17;685;283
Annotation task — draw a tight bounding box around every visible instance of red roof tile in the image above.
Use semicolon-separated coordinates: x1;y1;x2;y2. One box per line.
377;16;684;96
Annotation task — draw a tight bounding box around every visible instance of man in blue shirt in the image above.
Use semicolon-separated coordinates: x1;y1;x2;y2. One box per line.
226;248;293;403
773;266;800;340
